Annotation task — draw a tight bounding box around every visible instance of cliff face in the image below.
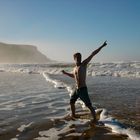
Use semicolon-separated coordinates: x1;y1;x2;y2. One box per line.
0;42;51;63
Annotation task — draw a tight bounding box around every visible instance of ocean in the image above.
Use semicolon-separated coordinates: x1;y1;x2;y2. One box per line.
0;62;140;140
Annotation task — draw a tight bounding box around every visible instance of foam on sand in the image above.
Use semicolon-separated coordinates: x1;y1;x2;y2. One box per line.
99;109;140;140
34;109;139;140
17;122;33;132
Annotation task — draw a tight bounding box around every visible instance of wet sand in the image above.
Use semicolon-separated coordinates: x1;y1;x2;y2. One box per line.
0;110;128;140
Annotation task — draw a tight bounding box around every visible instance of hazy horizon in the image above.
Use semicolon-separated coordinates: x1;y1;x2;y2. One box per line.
0;0;140;62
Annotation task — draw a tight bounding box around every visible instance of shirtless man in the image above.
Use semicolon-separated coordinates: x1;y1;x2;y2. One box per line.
62;41;107;123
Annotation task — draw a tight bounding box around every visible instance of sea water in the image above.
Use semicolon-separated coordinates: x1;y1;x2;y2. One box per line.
0;62;140;140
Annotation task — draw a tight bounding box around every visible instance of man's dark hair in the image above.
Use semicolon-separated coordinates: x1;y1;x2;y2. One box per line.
73;52;81;60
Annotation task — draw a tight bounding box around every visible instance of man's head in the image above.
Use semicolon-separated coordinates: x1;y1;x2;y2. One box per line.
73;52;82;65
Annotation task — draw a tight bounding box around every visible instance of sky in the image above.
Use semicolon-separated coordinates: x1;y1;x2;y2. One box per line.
0;0;140;62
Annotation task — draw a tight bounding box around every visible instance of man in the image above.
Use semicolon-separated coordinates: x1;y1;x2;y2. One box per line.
62;41;107;123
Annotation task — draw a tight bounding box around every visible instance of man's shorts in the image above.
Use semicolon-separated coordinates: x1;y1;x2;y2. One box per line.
70;87;92;106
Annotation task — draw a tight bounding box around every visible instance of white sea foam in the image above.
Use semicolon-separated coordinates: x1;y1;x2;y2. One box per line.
43;72;73;95
99;108;140;140
43;72;66;89
35;128;60;140
17;122;33;132
35;118;90;140
10;138;18;140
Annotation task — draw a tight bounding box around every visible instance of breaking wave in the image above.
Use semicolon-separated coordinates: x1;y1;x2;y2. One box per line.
0;61;140;78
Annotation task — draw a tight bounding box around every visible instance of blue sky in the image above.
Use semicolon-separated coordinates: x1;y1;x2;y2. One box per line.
0;0;140;62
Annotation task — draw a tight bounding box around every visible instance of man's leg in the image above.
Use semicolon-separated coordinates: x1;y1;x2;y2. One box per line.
70;89;78;118
78;87;97;122
70;102;76;117
87;105;97;123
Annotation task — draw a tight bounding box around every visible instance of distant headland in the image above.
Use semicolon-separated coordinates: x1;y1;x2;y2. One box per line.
0;42;51;63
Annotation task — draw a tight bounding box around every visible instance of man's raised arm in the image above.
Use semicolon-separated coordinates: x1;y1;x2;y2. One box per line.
61;70;74;78
82;41;107;65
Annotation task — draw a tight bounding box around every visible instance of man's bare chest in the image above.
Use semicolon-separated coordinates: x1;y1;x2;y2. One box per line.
74;66;86;75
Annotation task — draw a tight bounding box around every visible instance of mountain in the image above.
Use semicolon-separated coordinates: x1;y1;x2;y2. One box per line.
0;42;51;63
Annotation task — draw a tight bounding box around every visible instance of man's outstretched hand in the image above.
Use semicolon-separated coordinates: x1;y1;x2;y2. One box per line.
102;41;107;47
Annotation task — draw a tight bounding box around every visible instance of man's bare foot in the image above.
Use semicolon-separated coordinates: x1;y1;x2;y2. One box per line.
70;114;79;120
70;115;76;120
